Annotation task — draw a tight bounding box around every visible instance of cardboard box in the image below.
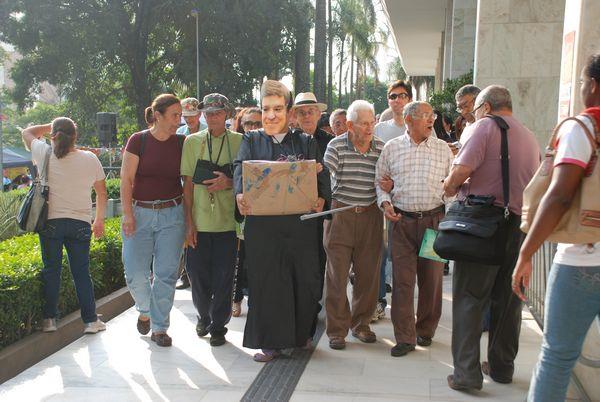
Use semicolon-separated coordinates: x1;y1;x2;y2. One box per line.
242;160;318;215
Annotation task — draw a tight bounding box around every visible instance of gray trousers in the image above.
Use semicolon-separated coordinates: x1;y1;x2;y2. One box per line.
451;214;524;387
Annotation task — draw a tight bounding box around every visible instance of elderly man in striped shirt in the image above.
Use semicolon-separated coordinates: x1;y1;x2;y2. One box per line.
376;101;454;357
323;100;385;350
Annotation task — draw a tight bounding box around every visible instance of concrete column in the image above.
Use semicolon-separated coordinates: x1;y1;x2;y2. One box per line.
558;3;600;399
474;0;565;146
448;0;477;79
442;0;454;81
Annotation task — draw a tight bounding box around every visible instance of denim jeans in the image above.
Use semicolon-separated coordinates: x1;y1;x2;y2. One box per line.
122;204;185;333
39;218;97;323
528;263;600;402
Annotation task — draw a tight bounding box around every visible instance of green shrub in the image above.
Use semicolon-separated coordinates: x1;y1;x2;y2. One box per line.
0;218;124;350
428;70;474;120
0;189;28;242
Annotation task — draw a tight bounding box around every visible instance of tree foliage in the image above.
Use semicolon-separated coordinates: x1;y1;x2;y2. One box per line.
0;0;309;138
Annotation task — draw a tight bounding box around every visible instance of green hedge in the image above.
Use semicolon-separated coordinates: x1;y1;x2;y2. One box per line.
0;189;28;242
0;217;124;350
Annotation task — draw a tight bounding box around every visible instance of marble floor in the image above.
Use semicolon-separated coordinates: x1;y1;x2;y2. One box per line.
0;275;556;402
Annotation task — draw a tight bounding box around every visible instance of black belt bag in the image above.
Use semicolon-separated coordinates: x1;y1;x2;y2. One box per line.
433;115;511;266
192;160;234;184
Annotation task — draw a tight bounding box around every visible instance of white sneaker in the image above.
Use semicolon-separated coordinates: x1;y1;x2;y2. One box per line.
83;319;106;334
42;318;57;332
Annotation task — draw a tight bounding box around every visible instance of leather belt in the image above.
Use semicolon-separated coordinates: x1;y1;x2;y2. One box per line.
332;200;375;214
133;196;183;210
395;205;444;219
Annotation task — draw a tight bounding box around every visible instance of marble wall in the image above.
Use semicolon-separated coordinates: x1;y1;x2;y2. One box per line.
474;0;565;146
449;0;477;79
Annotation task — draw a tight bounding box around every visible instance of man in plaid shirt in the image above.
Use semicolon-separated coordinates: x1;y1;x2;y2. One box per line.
375;101;454;357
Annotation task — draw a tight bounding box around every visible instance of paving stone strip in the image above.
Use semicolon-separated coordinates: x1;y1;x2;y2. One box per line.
241;315;325;402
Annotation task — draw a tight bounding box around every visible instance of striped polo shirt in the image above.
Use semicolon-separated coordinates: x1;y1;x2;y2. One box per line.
323;133;385;206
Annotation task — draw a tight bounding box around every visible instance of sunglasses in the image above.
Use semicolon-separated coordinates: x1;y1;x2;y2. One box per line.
242;120;262;128
388;93;409;100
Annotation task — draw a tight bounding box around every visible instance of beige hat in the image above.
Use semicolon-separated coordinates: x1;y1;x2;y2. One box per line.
181;97;201;117
293;92;327;112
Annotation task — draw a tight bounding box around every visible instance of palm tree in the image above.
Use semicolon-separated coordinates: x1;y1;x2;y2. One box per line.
327;0;334;108
314;0;327;102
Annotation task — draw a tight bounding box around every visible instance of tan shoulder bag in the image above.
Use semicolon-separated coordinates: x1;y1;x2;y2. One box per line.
521;114;600;243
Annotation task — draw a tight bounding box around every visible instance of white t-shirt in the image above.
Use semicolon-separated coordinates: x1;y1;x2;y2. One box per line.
31;139;105;223
374;119;406;143
552;116;600;267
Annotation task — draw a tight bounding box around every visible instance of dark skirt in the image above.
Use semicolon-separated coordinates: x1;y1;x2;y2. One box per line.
242;214;321;349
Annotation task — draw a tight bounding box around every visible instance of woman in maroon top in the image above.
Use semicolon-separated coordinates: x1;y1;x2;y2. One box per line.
120;94;186;347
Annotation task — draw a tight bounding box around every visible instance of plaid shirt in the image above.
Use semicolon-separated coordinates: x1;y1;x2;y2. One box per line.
376;133;454;212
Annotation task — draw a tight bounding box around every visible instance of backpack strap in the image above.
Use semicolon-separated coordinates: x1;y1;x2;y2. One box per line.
550;116;597;153
485;114;510;216
176;134;185;149
139;131;148;158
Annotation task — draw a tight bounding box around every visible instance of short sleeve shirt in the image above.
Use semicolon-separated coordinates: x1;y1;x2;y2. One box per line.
552;116;599;266
180;129;242;232
374;119;407;143
125;131;183;201
31;139;105;223
454;116;540;215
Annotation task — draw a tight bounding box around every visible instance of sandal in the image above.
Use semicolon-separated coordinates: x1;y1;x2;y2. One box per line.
232;302;242;317
151;332;172;347
253;349;281;363
137;316;150;335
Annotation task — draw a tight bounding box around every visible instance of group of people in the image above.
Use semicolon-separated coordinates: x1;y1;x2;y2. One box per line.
23;53;600;401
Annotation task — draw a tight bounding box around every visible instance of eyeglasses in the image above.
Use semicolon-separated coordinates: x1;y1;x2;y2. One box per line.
388;93;410;101
471;103;485;115
414;113;438;121
242;120;261;128
456;98;475;113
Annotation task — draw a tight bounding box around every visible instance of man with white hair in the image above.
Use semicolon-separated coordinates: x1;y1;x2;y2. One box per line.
323;100;385;350
376;101;454;357
443;85;539;391
329;108;348;136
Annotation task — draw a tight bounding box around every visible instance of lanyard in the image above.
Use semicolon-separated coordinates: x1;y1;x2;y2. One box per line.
207;130;227;165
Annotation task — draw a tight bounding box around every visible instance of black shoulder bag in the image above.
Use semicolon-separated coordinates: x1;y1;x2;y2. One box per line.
433;115;511;265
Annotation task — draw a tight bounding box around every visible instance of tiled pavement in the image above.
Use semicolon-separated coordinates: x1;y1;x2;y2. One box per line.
0;274;549;402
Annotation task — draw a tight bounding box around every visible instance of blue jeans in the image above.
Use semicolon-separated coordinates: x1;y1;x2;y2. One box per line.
39;218;97;323
528;263;600;402
122;204;185;332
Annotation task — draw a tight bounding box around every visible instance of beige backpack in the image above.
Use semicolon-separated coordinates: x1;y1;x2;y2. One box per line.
521;114;600;243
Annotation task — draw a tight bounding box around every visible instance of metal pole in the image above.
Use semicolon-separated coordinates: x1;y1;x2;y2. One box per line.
191;9;200;100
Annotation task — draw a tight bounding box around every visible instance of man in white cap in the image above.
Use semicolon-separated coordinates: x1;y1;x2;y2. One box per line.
177;97;207;136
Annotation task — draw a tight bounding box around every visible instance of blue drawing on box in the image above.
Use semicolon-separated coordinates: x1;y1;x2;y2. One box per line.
288;185;294;194
289;163;297;172
275;183;281;192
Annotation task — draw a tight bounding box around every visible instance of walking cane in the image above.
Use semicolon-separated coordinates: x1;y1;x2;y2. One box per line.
299;205;356;221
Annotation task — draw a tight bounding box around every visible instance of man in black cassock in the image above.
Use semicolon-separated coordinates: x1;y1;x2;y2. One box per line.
234;80;331;362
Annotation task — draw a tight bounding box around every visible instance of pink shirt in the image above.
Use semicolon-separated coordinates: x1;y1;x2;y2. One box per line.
454;115;540;215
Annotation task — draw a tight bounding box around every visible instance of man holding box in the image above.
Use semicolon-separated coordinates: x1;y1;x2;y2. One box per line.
375;101;454;357
234;80;331;362
323;100;385;350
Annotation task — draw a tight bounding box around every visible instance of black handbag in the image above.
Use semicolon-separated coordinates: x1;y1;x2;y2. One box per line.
17;147;51;233
192;160;234;184
433;115;511;265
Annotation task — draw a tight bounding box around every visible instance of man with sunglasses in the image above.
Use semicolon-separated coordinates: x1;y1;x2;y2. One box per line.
454;85;481;140
375;80;413;143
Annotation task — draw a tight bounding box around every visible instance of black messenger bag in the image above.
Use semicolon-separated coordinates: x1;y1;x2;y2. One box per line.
433;115;511;266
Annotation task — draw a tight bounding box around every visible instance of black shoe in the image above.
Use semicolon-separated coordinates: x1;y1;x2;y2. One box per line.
417;335;432;347
196;318;209;337
447;374;482;391
385;283;392;293
137;317;150;335
481;361;512;384
390;343;415;357
176;273;190;290
209;328;228;347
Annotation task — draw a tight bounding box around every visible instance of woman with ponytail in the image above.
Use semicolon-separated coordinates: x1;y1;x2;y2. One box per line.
22;117;108;334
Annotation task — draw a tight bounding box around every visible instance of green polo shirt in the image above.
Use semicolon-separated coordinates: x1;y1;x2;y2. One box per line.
181;129;242;232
